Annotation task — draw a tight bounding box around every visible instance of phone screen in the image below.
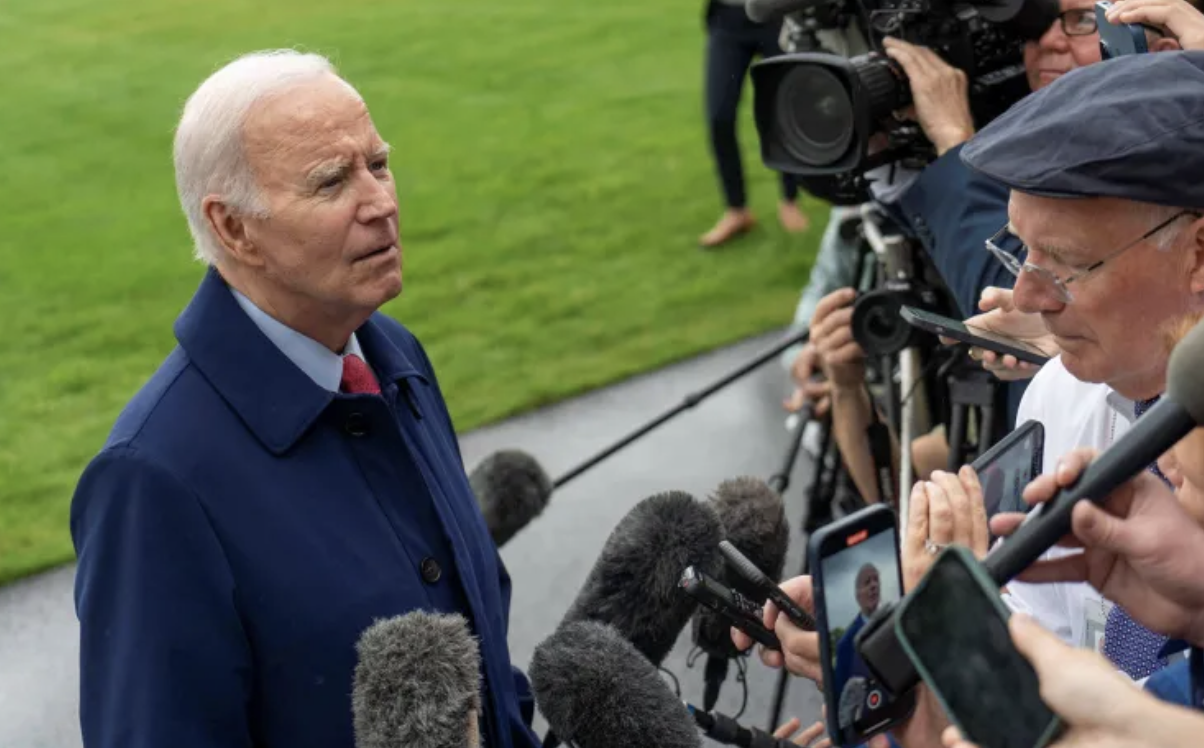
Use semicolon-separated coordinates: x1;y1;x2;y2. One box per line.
974;427;1041;518
898;550;1059;748
818;523;906;742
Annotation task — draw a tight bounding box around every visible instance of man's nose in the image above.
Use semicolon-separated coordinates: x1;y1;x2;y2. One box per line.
1038;22;1071;53
357;172;398;223
1012;269;1066;315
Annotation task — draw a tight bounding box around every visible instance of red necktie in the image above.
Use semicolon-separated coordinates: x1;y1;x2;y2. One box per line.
340;353;381;395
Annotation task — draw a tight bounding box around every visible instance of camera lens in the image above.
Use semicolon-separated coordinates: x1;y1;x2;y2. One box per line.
773;65;855;168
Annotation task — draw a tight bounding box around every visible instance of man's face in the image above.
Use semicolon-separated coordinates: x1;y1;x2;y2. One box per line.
1023;0;1102;91
855;566;880;616
237;74;402;324
1008;192;1200;397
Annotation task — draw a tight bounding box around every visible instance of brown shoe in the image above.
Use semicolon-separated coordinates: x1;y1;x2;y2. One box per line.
700;209;756;248
778;200;810;233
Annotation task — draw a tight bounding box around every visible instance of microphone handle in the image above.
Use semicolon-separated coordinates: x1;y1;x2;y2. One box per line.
688;705;797;748
983;399;1195;586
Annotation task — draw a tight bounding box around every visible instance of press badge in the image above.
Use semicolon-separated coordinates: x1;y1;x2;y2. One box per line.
1083;596;1113;654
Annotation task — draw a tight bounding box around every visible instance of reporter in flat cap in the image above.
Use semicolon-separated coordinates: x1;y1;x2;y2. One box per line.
960;50;1204;686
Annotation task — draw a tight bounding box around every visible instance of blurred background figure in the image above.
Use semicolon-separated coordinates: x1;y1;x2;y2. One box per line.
700;0;810;248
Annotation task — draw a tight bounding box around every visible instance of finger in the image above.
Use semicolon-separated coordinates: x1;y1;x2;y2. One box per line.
906;481;931;560
784;390;806;412
931;470;972;547
792;720;828;746
827;341;865;367
803;381;830;402
960;465;991;557
1070;500;1137;557
773;718;802;740
812;288;857;327
820;322;856;353
732;626;753;653
1009;613;1076;688
979;286;1013;313
760;645;785;669
941;726;965;748
1014;553;1089;585
816;396;832;418
988;511;1027;538
927;479;954;544
1002;354;1020;370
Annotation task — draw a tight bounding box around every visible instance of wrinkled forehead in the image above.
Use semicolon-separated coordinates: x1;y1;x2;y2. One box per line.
241;75;378;166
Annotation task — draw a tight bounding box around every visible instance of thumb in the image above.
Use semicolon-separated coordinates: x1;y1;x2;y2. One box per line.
1008;613;1064;681
1070;500;1133;555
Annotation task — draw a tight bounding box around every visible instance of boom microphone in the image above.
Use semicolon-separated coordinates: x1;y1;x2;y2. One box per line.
531;620;803;748
561;490;724;666
352;612;481;748
469;449;553;546
691;477;789;710
984;318;1204;585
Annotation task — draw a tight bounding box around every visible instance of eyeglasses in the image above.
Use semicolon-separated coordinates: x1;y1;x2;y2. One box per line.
1057;9;1099;36
985;210;1200;304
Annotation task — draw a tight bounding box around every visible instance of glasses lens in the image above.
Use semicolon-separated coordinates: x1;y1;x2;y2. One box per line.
1063;10;1096;35
989;229;1025;268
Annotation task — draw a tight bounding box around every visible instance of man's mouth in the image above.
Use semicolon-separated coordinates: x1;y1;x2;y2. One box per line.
357;244;396;262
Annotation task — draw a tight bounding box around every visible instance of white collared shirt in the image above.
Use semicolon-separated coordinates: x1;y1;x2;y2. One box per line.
230;288;367;393
999;356;1139;663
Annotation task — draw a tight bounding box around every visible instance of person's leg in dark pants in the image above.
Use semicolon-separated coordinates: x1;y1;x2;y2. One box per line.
701;13;759;248
755;24;809;234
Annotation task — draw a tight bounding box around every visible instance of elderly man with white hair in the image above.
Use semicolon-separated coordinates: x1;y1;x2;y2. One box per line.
70;50;541;748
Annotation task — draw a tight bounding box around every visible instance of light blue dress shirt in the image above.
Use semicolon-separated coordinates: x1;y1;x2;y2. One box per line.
230;288;367;393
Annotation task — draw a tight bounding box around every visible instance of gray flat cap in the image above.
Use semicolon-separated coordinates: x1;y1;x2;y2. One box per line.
961;50;1204;208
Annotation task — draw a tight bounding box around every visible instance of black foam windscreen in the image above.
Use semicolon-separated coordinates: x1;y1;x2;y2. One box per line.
469;449;553;546
530;620;701;748
560;491;724;666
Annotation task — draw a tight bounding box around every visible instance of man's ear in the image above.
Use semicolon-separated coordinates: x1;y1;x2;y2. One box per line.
203;195;263;266
1185;215;1204;295
1149;35;1182;52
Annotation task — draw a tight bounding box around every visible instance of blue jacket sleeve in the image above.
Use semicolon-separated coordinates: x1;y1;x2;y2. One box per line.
71;447;253;748
894;144;1015;319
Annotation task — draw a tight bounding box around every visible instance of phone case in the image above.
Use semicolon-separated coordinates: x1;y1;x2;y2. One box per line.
893;546;1063;748
809;504;911;746
970;420;1045;517
898;305;1050;365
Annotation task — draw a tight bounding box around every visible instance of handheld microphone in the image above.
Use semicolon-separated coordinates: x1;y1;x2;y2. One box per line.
984;319;1204;585
351;611;481;748
531;620;801;748
720;540;816;631
469;449;553;546
560;490;725;667
745;0;824;23
691;478;790;709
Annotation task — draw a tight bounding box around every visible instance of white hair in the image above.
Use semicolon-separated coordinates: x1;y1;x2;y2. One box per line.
173;49;360;265
1140;202;1195;252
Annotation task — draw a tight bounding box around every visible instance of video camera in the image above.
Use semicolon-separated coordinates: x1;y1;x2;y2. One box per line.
748;0;1058;196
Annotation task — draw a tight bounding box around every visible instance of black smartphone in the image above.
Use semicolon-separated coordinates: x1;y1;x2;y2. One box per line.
970;420;1044;521
679;566;781;651
809;504;916;746
1096;1;1149;59
899;305;1050;366
895;546;1062;748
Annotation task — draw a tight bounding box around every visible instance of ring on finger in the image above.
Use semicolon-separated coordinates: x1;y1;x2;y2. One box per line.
924;538;949;555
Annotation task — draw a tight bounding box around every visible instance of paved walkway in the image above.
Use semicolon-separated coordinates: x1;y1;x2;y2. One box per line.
0;330;824;747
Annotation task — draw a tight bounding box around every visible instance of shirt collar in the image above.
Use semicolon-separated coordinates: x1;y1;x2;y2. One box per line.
230;287;366;393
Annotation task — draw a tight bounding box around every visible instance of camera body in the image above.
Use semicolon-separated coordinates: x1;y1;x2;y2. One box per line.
752;0;1056;187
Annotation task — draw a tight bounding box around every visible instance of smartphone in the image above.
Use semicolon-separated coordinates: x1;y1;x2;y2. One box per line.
679;566;781;651
899;305;1051;366
894;546;1062;748
1096;1;1149;59
809;504;916;746
970;420;1044;521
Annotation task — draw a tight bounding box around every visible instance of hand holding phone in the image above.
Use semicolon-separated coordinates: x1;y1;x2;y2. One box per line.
900;306;1051;366
1097;0;1150;58
895;547;1061;748
810;505;916;746
970;421;1044;522
1105;0;1204;51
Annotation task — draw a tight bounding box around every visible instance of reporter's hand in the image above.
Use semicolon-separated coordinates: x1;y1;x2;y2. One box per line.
990;448;1204;646
902;466;991;592
785;342;833;416
731;575;824;683
1107;0;1204;50
773;717;832;747
881;37;975;156
810;289;866;392
941;614;1204;748
945;287;1056;381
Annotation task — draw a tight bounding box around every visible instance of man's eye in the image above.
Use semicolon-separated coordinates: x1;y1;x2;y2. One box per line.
370;159;389;173
320;176;343;190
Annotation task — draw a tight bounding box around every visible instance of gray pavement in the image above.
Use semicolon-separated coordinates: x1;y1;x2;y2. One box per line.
0;330;824;748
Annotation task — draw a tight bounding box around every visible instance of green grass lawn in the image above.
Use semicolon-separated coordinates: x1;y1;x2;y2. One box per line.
0;0;824;585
